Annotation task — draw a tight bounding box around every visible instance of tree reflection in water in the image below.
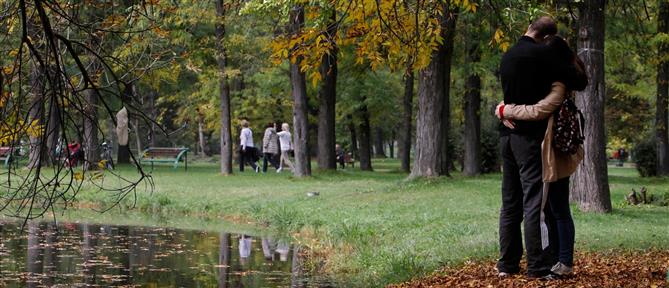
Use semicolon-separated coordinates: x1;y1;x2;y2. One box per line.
0;221;309;287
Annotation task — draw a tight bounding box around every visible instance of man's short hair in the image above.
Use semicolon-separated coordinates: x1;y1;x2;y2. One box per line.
529;16;557;38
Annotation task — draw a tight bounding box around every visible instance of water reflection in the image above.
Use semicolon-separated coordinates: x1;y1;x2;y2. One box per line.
0;220;315;287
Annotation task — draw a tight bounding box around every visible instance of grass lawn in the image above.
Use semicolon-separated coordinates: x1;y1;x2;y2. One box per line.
62;158;669;287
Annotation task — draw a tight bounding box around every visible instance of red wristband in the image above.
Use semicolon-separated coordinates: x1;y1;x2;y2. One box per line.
499;104;505;119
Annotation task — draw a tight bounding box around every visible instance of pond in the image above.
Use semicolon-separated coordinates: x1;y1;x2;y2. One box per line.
0;220;326;287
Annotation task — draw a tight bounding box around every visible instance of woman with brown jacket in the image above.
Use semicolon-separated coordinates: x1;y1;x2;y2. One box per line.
495;35;588;277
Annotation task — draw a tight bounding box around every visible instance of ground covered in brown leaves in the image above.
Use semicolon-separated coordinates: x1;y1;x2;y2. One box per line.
390;250;669;288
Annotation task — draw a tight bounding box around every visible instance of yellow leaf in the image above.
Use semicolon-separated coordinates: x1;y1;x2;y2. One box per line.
73;172;84;181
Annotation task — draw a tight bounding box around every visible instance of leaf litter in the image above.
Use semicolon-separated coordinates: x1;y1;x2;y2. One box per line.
389;250;669;288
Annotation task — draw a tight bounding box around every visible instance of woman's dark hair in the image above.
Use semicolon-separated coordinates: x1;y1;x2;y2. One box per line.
545;35;574;63
545;35;588;91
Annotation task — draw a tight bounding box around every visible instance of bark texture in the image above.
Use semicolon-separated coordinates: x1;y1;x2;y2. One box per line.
463;24;482;176
571;0;612;212
399;71;414;172
317;11;338;170
411;5;456;178
217;0;233;175
83;88;100;170
289;6;311;177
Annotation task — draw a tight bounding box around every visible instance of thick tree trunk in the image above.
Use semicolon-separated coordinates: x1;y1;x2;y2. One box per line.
571;0;612;212
439;6;457;176
411;5;456;178
374;127;386;158
289;6;311;177
358;100;373;171
399;72;413;172
83;89;100;170
348;115;358;158
317;11;338;170
463;24;482;176
28;67;45;169
217;0;233;175
657;1;669;176
45;91;60;165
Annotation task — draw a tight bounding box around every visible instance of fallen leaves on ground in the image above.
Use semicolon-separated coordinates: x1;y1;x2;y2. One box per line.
389;250;669;288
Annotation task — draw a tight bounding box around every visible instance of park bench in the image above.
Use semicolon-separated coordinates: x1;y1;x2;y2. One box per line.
140;147;189;171
0;147;13;167
344;152;355;168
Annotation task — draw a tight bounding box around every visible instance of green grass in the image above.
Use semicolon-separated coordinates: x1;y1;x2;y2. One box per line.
57;159;669;286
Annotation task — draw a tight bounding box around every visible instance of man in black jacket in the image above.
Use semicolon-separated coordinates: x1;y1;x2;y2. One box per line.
496;16;561;279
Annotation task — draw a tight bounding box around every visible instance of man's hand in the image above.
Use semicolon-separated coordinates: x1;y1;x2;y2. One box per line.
495;101;505;119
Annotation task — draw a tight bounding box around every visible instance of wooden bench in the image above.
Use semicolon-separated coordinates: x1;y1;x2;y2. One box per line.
140;147;189;170
344;152;355;168
0;147;13;167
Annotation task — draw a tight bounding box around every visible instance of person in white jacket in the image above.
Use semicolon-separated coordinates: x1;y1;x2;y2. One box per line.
276;123;294;173
239;120;258;173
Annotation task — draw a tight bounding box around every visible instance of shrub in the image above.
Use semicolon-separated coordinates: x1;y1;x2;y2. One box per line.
632;137;656;177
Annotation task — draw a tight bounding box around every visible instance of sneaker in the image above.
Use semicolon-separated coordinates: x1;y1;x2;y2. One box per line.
551;262;573;276
276;167;282;173
497;271;512;278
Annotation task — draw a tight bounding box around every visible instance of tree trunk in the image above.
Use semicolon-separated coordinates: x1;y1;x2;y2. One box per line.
571;0;612;212
28;67;45;169
317;10;337;170
439;6;458;176
45;89;60;165
218;233;230;288
83;89;100;170
399;71;413;172
217;0;233;175
134;119;142;153
348;115;358;158
657;0;669;176
389;131;395;158
358;99;373;171
289;6;311;177
374;127;386;158
148;90;156;147
411;4;456;178
463;24;482;176
198;115;207;156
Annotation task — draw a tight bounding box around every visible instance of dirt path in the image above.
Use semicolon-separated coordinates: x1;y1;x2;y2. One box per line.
389;250;669;288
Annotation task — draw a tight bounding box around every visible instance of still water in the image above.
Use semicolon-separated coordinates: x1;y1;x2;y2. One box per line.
0;220;317;287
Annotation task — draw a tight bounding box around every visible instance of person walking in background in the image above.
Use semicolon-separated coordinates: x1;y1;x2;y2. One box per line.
276;123;293;173
239;120;259;173
262;122;280;173
335;144;345;169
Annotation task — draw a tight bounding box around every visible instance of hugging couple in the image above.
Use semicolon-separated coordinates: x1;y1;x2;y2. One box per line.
494;16;588;279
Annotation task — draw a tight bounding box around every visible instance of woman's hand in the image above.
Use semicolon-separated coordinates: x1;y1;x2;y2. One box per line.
502;119;516;129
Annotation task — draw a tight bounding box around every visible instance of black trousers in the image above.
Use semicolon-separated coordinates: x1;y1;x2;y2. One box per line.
497;134;556;276
262;152;279;172
239;147;258;172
